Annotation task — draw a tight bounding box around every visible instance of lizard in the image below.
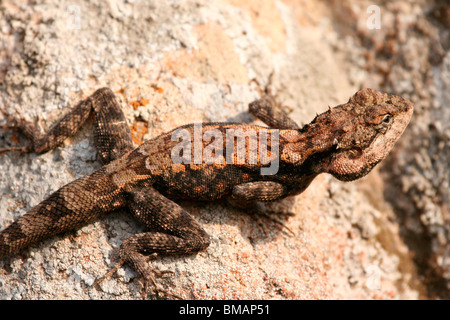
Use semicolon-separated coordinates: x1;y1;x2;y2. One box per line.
0;86;413;298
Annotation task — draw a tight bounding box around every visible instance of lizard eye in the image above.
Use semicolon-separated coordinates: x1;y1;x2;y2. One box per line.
375;114;393;133
382;114;392;124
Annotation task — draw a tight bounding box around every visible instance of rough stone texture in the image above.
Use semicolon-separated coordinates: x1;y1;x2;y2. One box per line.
0;0;447;299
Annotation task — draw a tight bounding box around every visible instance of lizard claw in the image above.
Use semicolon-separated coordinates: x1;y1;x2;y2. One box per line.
0;146;29;154
95;258;125;289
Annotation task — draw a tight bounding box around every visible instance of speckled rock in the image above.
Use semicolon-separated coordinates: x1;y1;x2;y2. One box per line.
0;0;446;299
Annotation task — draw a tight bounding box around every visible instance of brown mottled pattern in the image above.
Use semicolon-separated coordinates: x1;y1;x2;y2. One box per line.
0;87;413;298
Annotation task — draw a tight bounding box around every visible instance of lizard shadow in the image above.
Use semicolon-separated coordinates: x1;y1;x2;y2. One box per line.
179;197;298;245
224;111;253;124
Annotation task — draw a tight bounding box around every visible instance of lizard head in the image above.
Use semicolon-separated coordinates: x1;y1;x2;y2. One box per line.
317;88;413;181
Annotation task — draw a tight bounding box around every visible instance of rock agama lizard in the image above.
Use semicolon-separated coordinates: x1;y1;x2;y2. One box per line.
0;87;413;298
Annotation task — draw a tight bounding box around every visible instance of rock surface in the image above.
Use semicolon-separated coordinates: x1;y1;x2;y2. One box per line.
0;0;448;299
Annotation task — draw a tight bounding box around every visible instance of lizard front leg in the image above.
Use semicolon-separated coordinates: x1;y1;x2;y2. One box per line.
97;186;210;299
249;96;300;130
232;181;287;201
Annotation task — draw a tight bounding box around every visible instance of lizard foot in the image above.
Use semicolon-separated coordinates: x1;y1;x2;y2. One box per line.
140;268;182;300
0;109;33;154
95;253;182;300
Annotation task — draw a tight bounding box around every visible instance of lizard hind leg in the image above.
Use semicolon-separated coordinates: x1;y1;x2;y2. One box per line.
97;186;210;299
90;88;135;164
0;93;93;154
0;88;134;163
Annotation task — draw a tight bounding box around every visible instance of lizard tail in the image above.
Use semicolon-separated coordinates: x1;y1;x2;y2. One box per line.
0;200;76;258
0;171;121;259
0;219;35;258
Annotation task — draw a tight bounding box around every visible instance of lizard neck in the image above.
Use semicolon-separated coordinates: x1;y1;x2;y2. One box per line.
278;126;337;170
